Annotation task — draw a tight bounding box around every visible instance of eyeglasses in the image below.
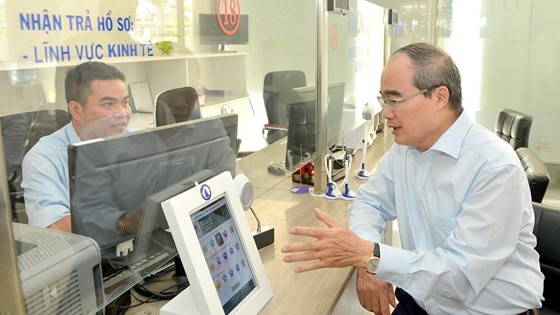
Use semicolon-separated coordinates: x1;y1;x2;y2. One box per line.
377;87;435;112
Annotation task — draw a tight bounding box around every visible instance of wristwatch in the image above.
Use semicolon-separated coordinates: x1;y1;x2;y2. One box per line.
117;213;128;234
365;242;380;275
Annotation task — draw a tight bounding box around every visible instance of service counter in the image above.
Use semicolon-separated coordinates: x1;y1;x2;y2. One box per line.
128;128;394;314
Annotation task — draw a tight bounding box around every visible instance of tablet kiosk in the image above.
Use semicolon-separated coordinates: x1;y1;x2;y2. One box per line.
161;171;273;315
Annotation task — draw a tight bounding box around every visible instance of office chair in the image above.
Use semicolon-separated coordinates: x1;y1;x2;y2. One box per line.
2;112;31;221
531;202;560;314
154;86;202;127
516;147;550;203
284;97;346;184
285;98;316;170
154;87;244;157
2;109;71;222
26;109;72;152
494;108;532;150
262;70;307;144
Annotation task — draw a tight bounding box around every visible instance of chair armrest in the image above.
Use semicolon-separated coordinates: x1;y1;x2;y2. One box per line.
516;147;550;203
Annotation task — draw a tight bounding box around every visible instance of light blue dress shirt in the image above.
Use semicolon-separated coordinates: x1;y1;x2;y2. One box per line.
22;123;80;228
348;112;544;314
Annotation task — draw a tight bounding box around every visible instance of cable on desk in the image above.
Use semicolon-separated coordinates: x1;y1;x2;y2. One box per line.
307;187;324;198
119;283;188;311
129;259;190;303
133;278;189;301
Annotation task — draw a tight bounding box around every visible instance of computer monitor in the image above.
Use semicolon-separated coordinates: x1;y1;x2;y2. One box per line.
160;171;273;315
199;13;249;51
285;82;345;170
68;113;238;307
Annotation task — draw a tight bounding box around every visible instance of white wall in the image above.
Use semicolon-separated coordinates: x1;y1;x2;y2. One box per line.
236;1;316;127
239;0;385;133
369;0;560;163
465;0;560;163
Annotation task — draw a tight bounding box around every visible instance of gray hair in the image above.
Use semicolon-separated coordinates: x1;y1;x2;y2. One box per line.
393;42;463;113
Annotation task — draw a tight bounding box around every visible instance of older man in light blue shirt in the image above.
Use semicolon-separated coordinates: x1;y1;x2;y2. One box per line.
349;110;543;314
282;43;543;315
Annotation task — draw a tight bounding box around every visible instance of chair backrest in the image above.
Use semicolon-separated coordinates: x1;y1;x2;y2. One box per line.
285;99;316;169
154;87;201;127
263;71;307;143
2;109;71;221
495;108;532;150
532;202;560;312
25;109;71;153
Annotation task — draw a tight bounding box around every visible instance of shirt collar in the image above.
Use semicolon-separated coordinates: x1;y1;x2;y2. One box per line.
425;111;472;159
64;122;82;144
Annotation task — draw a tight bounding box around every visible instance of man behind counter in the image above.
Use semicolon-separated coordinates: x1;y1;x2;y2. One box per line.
22;61;135;233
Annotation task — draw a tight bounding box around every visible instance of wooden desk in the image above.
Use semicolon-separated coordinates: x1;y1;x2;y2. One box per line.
244;131;393;314
128;129;394;314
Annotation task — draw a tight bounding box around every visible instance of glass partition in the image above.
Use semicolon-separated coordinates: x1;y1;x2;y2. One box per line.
0;0;320;314
5;0;560;311
0;0;387;312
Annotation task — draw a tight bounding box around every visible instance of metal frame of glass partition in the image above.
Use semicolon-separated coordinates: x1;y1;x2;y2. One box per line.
0;131;26;314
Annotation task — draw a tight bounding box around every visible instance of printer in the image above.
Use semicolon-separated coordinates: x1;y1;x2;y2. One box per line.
13;223;104;315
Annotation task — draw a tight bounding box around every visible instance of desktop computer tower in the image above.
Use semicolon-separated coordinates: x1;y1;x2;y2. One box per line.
13;223;104;315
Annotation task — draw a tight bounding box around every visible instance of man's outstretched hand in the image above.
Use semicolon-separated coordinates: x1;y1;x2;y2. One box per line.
281;208;374;272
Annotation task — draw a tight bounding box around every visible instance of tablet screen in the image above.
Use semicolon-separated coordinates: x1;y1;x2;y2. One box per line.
191;195;257;314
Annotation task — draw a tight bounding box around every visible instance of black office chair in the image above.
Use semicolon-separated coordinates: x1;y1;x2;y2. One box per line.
516;147;550;203
285;99;316;170
26;109;72;152
262;70;307;144
284;96;346;184
532;202;560;314
154;87;244;157
495;108;532;150
154;86;202;127
2;109;71;222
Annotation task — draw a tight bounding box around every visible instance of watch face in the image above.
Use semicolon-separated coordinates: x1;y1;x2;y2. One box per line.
367;256;380;274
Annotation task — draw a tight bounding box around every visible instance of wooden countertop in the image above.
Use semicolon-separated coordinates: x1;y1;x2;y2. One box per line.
243;131;393;314
127;129;394;314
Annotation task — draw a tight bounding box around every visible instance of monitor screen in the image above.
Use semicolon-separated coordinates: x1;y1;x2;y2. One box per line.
161;171;272;315
285;82;345;170
68;113;238;306
199;13;249;46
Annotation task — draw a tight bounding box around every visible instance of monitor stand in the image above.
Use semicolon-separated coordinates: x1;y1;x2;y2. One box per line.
173;256;187;282
160;286;200;315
